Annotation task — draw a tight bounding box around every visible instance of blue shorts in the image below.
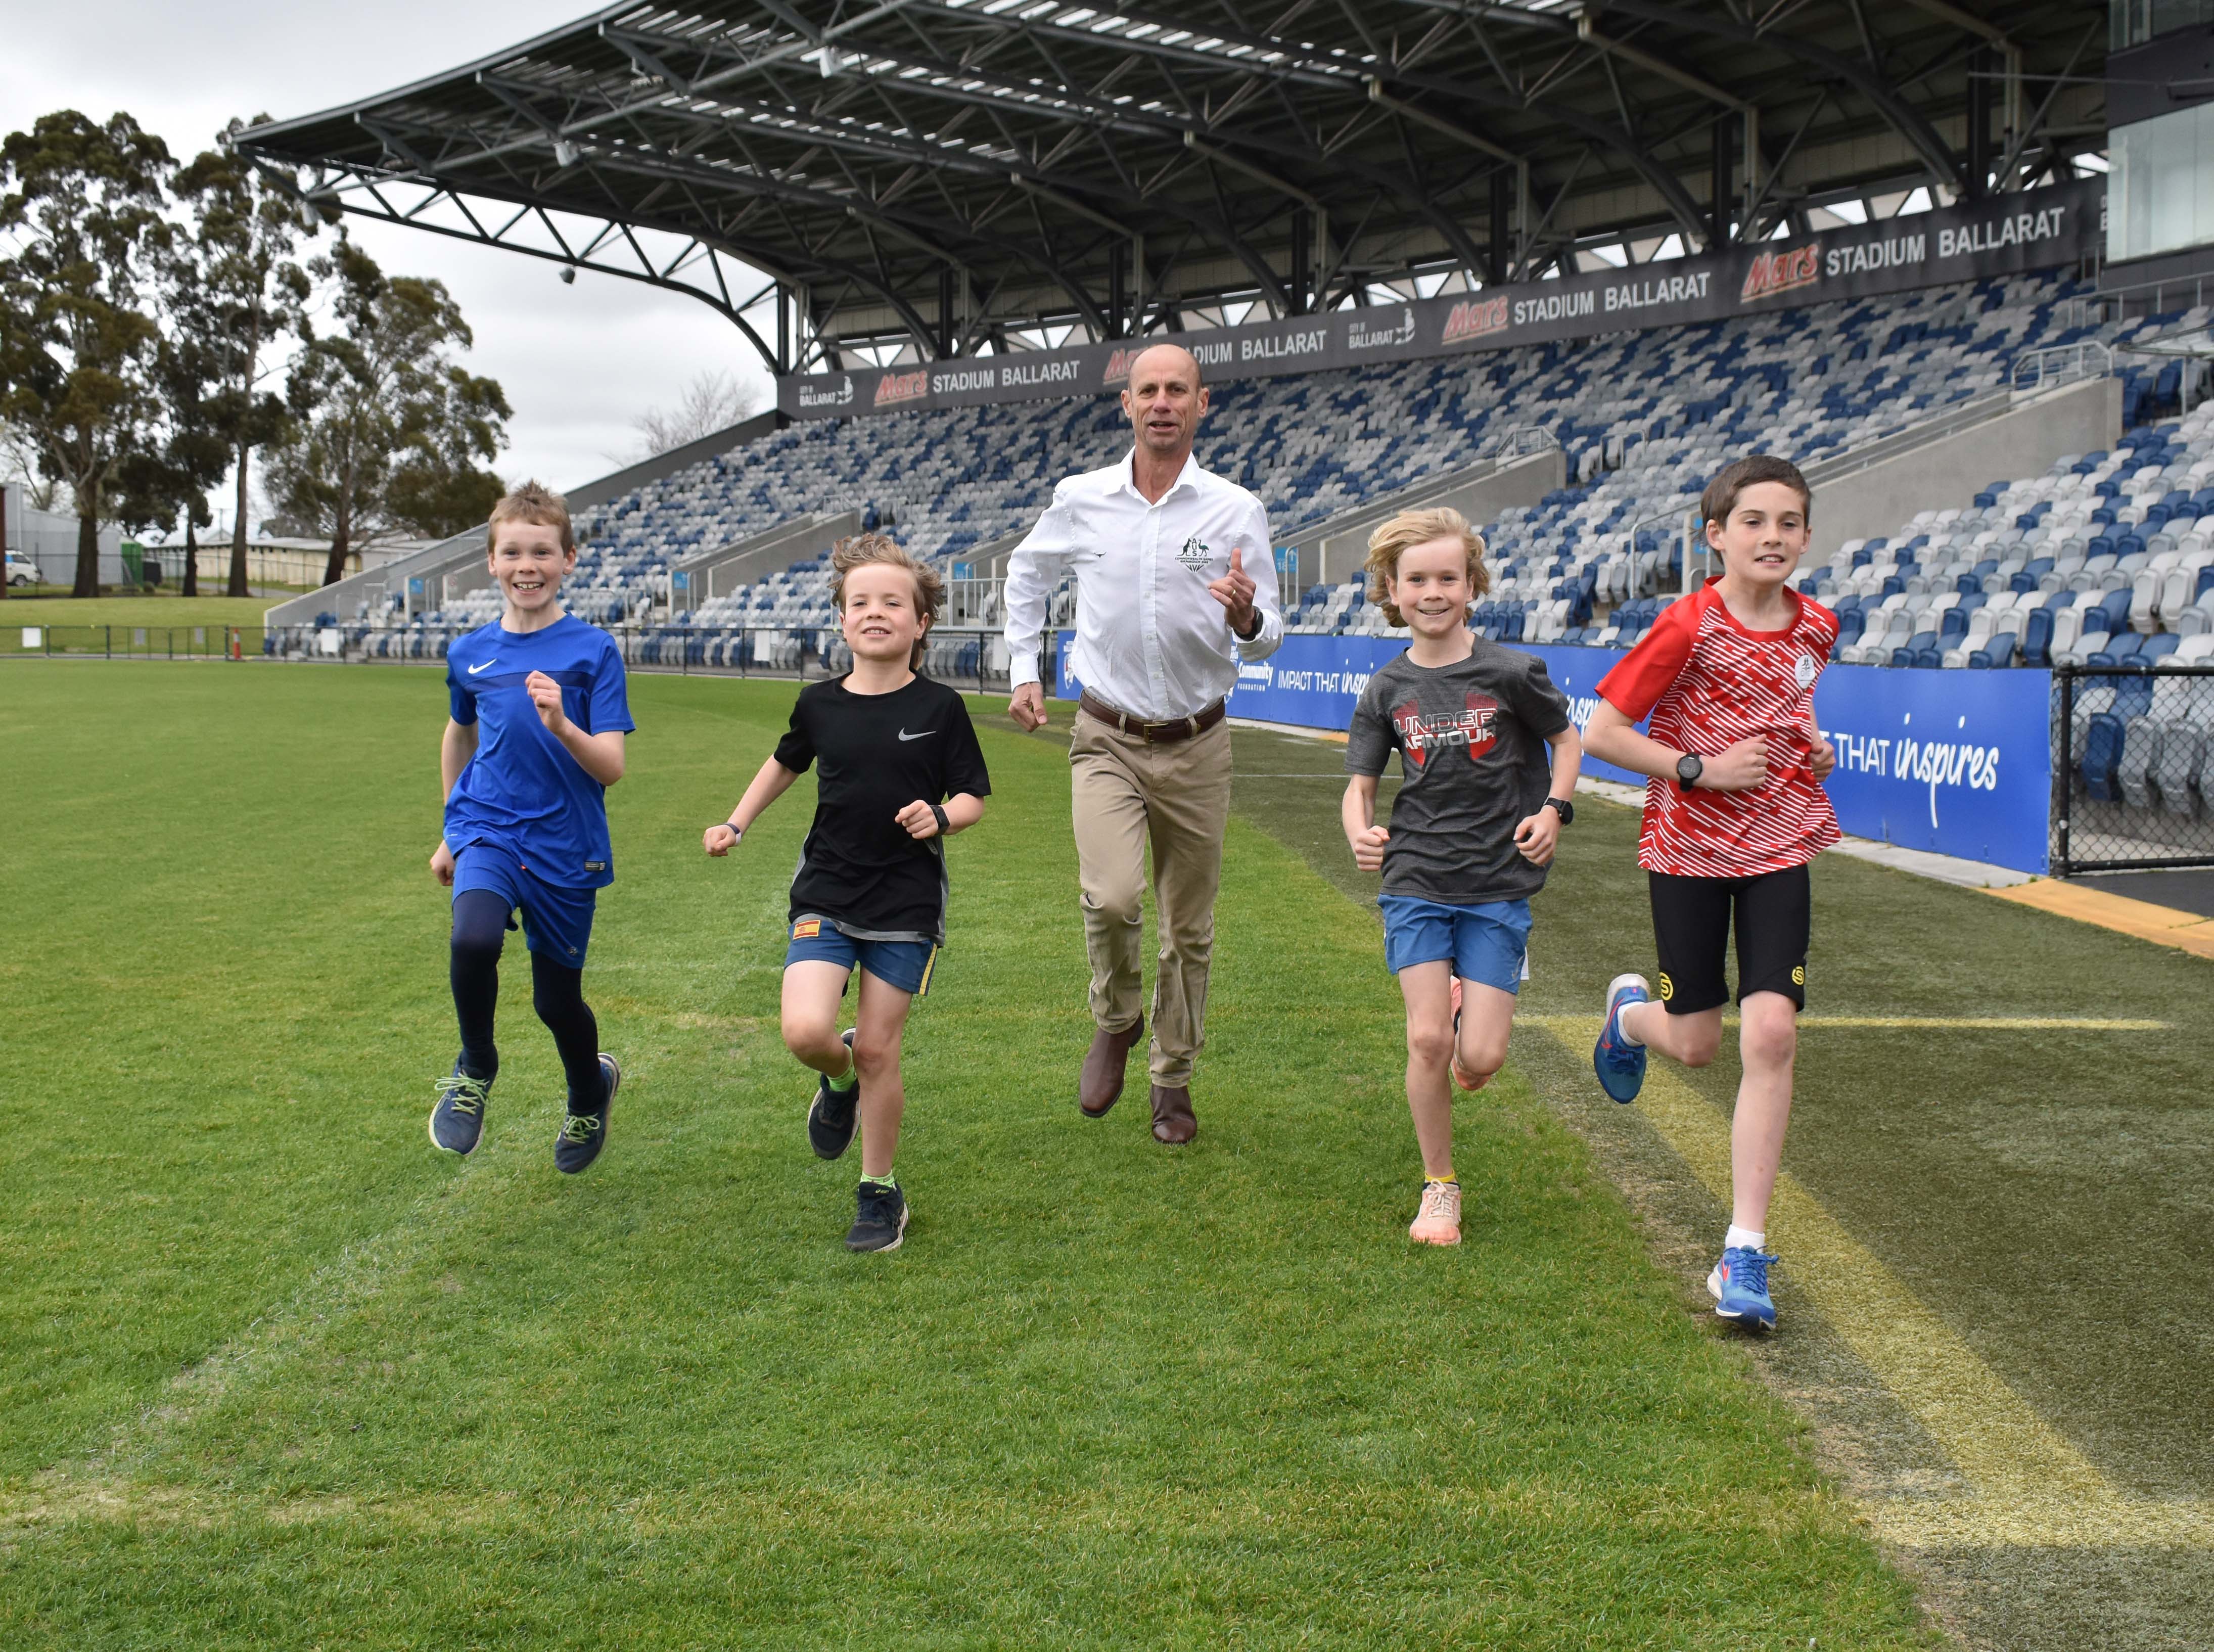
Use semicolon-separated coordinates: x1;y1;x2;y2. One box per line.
452;844;598;967
1378;895;1532;995
783;917;938;997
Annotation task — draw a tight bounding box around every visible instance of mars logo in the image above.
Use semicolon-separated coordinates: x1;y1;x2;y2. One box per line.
1741;244;1820;302
1102;347;1136;384
1392;693;1500;766
873;369;929;408
1441;295;1510;345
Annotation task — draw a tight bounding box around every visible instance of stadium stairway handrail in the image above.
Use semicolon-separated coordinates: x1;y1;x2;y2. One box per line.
1280;431;1567;595
673;509;860;604
262;408;789;628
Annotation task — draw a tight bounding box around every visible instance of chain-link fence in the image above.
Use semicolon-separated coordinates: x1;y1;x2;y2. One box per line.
2052;663;2214;874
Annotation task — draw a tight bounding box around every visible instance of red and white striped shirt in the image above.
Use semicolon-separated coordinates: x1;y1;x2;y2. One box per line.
1596;582;1840;878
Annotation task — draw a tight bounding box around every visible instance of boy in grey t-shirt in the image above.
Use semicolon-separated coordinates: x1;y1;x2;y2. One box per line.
1342;508;1582;1247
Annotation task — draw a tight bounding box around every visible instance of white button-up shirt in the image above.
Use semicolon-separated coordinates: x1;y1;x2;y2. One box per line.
1004;449;1282;719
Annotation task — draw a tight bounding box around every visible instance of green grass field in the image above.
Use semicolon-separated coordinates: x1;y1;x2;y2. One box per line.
2;662;2206;1649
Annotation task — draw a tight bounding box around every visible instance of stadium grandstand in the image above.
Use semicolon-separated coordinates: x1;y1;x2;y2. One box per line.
229;2;2214;857
229;0;2143;664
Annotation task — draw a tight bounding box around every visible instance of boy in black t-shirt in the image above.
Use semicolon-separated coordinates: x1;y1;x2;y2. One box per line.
1342;509;1581;1248
705;534;991;1252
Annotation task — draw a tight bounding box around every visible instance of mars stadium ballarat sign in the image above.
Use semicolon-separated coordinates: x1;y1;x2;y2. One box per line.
779;178;2101;421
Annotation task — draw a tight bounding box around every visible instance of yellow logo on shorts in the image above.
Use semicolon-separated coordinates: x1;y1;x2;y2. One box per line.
1791;965;1805;986
1657;972;1674;1001
793;919;821;939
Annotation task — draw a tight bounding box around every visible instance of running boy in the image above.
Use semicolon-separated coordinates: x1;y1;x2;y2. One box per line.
1583;454;1838;1332
1343;507;1582;1248
429;482;632;1174
704;533;989;1253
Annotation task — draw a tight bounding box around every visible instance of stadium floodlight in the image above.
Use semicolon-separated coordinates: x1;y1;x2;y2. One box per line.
552;140;578;168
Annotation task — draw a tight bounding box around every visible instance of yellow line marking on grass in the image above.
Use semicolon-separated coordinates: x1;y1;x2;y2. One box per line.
1537;1016;2214;1553
1987;878;2214;959
1523;1015;2171;1033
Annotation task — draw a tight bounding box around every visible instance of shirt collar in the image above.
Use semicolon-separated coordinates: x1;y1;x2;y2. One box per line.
1118;447;1204;503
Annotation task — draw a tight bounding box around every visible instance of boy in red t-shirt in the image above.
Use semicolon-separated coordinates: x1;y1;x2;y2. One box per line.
1582;455;1838;1333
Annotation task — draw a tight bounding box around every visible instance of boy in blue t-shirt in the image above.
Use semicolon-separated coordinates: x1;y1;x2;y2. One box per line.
428;482;635;1173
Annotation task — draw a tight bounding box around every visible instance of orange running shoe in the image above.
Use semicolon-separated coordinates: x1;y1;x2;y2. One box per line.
1408;1178;1462;1246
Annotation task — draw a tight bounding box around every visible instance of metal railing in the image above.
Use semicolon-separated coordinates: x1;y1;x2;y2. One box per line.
2010;341;2115;397
2051;662;2214;875
1;622;264;659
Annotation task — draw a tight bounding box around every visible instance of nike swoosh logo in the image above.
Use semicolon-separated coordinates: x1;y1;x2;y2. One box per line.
897;728;936;741
468;660;497;675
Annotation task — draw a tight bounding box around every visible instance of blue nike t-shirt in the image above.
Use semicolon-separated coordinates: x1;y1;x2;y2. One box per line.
443;614;634;889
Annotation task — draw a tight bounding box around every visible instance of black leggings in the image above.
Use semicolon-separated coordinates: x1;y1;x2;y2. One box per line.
450;888;607;1110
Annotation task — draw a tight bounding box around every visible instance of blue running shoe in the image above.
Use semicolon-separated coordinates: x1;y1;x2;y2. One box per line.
807;1031;860;1161
429;1067;492;1155
1592;973;1650;1104
554;1053;619;1175
1708;1246;1779;1332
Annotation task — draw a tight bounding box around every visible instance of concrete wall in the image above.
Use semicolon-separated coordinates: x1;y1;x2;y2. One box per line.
1287;447;1567;591
1806;376;2121;560
264;409;790;626
676;510;860;602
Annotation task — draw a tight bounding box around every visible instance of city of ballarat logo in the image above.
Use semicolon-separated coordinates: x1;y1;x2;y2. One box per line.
1176;535;1212;572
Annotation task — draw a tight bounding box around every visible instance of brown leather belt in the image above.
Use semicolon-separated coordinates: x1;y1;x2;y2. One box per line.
1079;691;1227;744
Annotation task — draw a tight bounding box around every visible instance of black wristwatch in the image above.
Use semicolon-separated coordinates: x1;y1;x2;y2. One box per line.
930;803;951;837
1676;752;1704;792
1543;796;1574;825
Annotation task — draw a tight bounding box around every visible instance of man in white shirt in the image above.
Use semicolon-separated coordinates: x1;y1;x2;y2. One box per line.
1004;343;1283;1144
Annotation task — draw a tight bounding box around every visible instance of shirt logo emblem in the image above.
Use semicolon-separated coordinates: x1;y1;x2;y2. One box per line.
468;659;498;674
1794;654;1818;690
898;727;936;741
1175;535;1212;572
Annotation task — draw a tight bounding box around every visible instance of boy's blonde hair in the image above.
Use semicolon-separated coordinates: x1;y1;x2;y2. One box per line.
831;531;944;669
1363;507;1490;628
487;480;575;555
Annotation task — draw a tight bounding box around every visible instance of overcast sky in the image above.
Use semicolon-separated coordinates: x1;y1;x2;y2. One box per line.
0;1;774;520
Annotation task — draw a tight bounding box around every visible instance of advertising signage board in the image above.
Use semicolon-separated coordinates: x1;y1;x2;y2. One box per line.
782;178;2101;421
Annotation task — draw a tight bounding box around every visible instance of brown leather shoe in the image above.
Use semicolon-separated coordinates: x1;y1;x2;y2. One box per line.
1149;1084;1197;1145
1078;1016;1144;1118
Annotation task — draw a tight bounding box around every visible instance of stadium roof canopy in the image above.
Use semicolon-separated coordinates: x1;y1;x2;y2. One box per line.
239;0;2107;373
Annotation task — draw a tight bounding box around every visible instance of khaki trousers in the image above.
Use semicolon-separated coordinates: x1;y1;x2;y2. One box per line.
1068;708;1233;1089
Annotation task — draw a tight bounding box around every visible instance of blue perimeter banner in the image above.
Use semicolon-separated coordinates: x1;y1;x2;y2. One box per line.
1053;631;2053;874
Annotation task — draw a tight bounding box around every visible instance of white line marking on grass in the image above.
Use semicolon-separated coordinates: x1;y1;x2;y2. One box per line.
1524;1015;2172;1033
1534;1017;2213;1552
4;1110;552;1531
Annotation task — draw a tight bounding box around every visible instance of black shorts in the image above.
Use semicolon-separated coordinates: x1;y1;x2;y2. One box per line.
1647;863;1810;1016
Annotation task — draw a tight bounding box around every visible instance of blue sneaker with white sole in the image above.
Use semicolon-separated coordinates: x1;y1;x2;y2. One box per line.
553;1053;619;1175
1592;973;1650;1104
429;1067;492;1155
1708;1246;1779;1332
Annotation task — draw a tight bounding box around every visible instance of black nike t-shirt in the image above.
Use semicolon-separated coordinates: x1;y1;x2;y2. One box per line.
773;674;992;944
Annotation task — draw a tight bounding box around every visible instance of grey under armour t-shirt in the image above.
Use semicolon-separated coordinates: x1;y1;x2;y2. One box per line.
1345;641;1573;906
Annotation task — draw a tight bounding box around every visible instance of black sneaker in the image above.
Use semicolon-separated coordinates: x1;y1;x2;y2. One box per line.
429;1067;492;1155
807;1030;860;1161
845;1180;908;1253
554;1053;619;1175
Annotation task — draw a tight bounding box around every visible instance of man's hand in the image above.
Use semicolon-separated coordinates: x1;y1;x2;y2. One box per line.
1698;736;1771;792
1209;545;1259;638
703;823;739;856
1008;681;1048;731
1809;732;1837;782
431;841;456;886
1349;823;1390;871
526;670;569;735
1512;808;1561;867
894;800;942;840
